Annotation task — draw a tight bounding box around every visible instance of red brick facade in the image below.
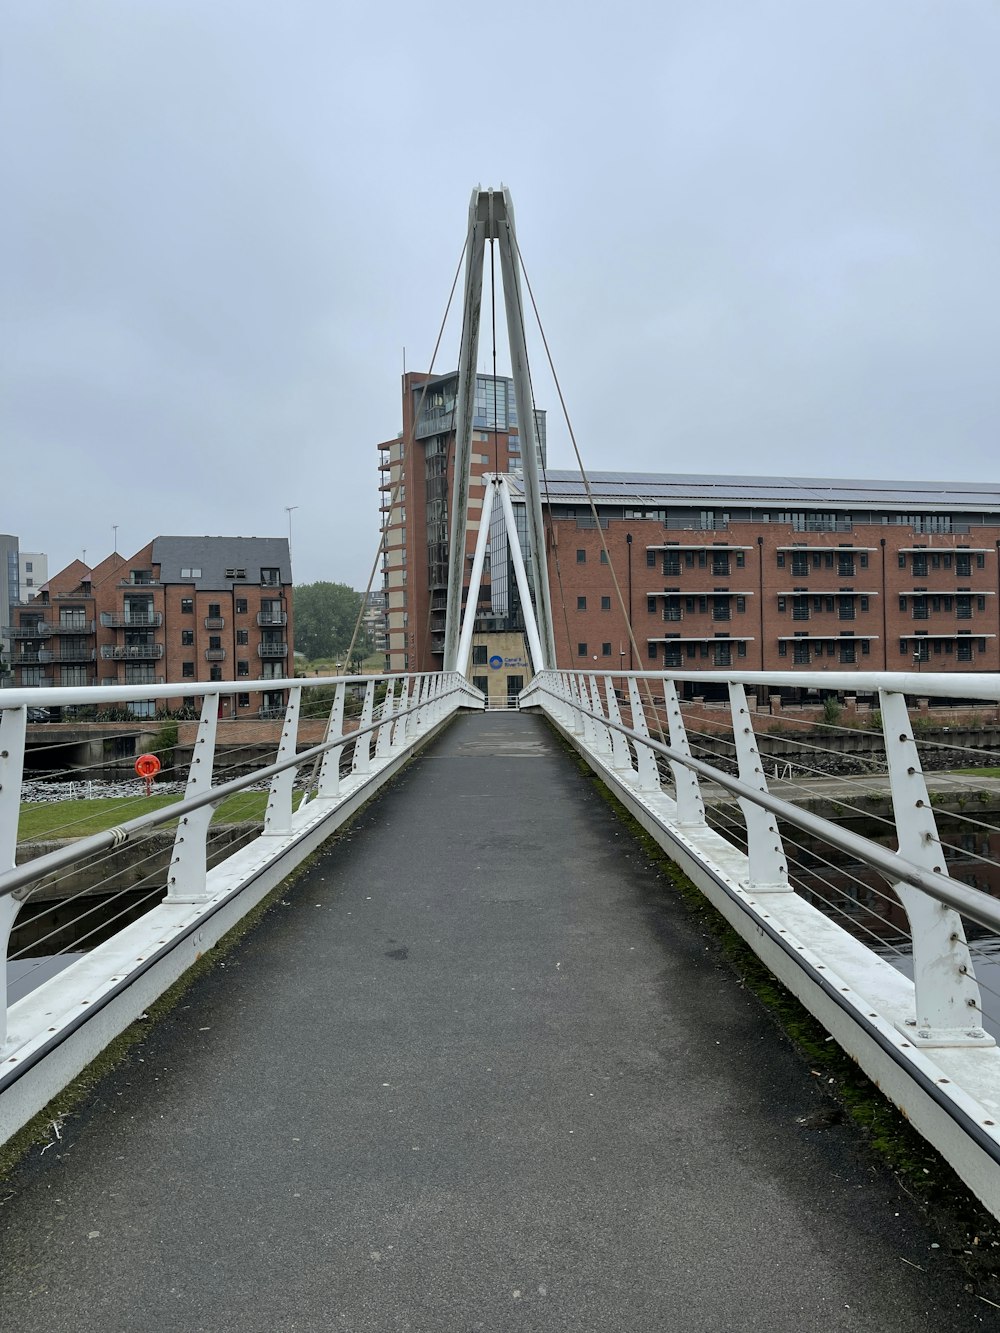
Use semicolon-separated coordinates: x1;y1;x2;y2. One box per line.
7;537;293;717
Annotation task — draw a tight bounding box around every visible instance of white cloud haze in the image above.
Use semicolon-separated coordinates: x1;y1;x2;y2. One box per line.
3;0;998;588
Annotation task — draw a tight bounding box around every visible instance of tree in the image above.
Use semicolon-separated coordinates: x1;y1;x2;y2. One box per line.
292;582;363;660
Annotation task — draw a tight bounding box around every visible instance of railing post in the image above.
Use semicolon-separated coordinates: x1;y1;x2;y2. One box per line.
603;676;632;772
879;688;991;1045
392;677;410;751
352;680;375;775
264;686;302;836
168;694;221;902
374;679;395;761
411;676;426;734
316;683;346;798
729;682;790;891
626;677;661;793
586;676;612;756
0;705;27;1048
663;681;705;827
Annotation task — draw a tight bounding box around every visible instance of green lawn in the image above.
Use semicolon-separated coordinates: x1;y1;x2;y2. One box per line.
953;767;1000;779
18;791;305;841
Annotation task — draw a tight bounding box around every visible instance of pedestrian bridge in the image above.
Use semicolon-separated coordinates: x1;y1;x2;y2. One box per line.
3;669;1000;1327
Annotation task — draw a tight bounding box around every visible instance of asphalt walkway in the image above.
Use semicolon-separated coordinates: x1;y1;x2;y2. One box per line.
1;712;996;1331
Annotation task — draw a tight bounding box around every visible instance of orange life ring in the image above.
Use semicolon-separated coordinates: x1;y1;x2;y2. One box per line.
135;753;161;779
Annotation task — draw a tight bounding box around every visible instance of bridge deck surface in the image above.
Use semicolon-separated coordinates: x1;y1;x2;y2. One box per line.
2;713;995;1331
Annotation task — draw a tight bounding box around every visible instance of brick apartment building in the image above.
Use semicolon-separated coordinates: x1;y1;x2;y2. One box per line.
376;382;1000;693
378;371;546;672
5;536;293;717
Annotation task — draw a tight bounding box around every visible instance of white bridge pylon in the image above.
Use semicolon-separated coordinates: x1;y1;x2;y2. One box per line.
443;185;557;677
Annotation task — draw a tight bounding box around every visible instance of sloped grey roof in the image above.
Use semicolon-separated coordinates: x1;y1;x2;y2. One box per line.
505;471;1000;512
151;536;292;589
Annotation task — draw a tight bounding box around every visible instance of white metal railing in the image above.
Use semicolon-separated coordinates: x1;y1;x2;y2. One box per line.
1;670;483;1141
520;667;1000;1219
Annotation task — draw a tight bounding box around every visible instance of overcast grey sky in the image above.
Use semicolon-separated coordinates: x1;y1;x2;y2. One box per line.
3;0;998;590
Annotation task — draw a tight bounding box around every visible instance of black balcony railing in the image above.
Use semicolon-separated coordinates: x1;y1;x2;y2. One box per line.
101;611;163;628
100;644;165;660
5;624;51;639
51;620;95;634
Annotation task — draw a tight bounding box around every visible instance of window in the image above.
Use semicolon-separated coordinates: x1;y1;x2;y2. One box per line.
912;554;928;577
601;642;612;657
473;676;489;696
261;567;281;586
181;598;193;614
957;596;972;620
601;596;611;611
471;645;488;665
25;561;32;572
209;635;222;650
577;643;588;657
791;552;808;577
736;596;746;614
237;660;250;677
792;640;810;664
238;693;251;708
713;642;732;666
736;552;745;568
837;555;855;577
180;567;203;579
839;597;855;621
208;602;221;618
182;662;195;677
577;596;587;611
839;641;857;663
646;550;656;568
235;598;248;615
958;637;973;662
209;666;223;682
860;553;869;568
181;629;194;646
647;642;658;661
712;553;730;576
237;629;249;646
956;554;971;576
860;597;869;612
776;552;786;568
663;553;681;575
226;568;247;580
647;596;657;614
912;597;928;620
600;550;609;565
576;549;586;563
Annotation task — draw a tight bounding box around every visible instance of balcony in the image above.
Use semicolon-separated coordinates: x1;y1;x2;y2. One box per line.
205;648;227;661
118;577;161;587
123;674;165;686
56;647;98;663
17;650;53;664
204;617;225;629
101;644;165;661
5;624;51;638
101;611;163;628
51;620;95;635
257;642;288;658
256;611;287;627
17;675;53;686
257;705;285;719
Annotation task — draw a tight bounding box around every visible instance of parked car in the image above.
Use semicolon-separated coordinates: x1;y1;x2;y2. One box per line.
26;707;50;723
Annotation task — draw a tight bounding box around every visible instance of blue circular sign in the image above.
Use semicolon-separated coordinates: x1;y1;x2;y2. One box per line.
488;655;504;670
